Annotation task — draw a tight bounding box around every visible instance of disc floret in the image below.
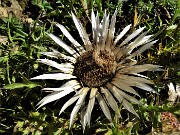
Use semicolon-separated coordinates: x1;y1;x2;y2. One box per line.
73;50;116;88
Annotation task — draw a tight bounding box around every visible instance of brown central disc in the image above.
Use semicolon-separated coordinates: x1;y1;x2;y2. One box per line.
73;50;117;88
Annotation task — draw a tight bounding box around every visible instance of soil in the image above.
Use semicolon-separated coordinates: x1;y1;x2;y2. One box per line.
0;0;23;18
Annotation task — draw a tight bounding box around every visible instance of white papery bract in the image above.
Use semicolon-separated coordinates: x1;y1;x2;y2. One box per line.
31;10;161;130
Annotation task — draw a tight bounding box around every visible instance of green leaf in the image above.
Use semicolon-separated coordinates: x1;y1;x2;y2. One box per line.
17;121;24;128
0;56;9;63
4;83;40;89
177;71;180;76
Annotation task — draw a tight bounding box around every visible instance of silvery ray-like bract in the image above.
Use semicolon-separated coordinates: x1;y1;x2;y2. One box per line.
31;10;161;130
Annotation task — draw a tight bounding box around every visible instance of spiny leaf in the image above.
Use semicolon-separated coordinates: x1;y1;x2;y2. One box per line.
3;83;40;89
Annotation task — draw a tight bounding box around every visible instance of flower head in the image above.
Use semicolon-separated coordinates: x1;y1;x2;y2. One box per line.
31;10;161;129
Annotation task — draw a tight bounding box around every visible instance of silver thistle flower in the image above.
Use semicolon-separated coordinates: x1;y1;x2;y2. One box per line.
31;10;161;129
